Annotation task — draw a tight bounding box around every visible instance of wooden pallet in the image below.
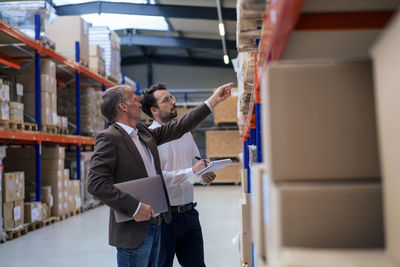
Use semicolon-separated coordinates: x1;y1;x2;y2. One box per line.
56;126;68;134
58;208;81;221
6;225;28;240
0;119;24;131
23;122;38;131
40;216;59;227
27;221;42;231
42;124;57;134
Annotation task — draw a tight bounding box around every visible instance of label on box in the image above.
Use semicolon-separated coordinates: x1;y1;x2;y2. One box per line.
32;207;40;221
75;196;81;208
14;206;21;221
58;203;62;210
58;181;61;188
50;195;53;207
16;83;23;96
3;84;9;101
64;180;67;187
8;180;13;189
64;191;67;198
69;195;72;201
64;202;67;209
58;170;62;177
58;192;62;199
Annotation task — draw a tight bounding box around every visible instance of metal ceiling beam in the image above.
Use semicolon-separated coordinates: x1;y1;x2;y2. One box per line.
55;2;236;20
120;34;236;50
121;55;232;68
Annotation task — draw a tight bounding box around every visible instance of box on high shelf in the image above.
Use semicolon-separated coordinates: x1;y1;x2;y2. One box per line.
45;16;89;66
261;61;380;182
371;11;400;265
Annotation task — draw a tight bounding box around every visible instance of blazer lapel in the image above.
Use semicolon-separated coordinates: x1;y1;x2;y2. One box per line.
112;123;148;174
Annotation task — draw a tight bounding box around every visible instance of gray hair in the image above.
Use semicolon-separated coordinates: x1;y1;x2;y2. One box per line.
100;85;132;122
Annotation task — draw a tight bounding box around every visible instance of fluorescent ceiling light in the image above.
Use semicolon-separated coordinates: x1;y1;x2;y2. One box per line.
218;22;225;36
82;13;168;31
224;54;229;64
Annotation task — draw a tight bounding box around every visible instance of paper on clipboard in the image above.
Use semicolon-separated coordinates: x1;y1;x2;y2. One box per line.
189;159;232;184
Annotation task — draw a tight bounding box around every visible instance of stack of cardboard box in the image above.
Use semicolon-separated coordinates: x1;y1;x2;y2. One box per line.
0;80;10;120
41;146;65;217
57;87;104;135
17;60;58;127
254;61;384;266
45;16;89;66
2;172;25;230
89;44;105;76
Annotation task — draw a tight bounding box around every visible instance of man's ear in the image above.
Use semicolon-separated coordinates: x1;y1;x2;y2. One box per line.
119;102;127;112
150;106;158;116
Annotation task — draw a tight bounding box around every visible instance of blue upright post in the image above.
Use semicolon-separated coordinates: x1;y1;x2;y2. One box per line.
121;72;125;84
34;14;42;202
244;137;250;193
136;82;140;96
75;41;81;180
256;104;262;163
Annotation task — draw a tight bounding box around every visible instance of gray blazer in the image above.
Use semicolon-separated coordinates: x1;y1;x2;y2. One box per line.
87;103;211;249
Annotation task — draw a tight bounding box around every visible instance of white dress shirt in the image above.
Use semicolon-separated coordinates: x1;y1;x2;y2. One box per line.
116;122;158;216
149;120;201;206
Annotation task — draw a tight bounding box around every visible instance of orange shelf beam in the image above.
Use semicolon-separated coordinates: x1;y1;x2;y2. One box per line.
0;21;40;50
0;130;39;143
78;65;115;87
295;12;394;31
0;57;20;70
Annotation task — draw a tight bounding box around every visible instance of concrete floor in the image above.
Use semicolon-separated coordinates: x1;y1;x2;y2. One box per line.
0;185;241;267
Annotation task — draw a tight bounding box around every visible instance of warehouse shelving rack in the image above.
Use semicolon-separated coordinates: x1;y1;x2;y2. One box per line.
240;1;398;266
0;16;116;202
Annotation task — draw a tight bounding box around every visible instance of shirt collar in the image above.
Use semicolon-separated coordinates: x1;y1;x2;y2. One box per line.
150;120;162;128
116;122;138;136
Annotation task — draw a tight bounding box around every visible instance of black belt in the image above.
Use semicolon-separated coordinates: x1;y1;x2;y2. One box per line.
149;216;162;225
171;202;197;213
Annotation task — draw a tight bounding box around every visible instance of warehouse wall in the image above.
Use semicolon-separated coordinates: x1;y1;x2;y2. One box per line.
122;64;236;90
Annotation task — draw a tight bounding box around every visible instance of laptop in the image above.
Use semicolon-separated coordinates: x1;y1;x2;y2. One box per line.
113;175;168;223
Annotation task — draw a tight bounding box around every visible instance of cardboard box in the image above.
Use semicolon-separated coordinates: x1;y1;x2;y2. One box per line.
2;172;16;203
43;146;65;159
261;61;380;182
213;95;238;125
9;101;24;121
51;92;57;112
89;44;103;58
45;16;89;65
3;202;13;230
0;101;9;120
41;170;64;216
251;164;268;263
371;12;400;265
14;171;25;201
269;181;384;249
241;168;248;193
206;130;241;158
24;202;41;223
42;158;65;171
41;186;53;208
214;162;241;183
13;200;24;227
41;203;50;220
20;59;56;78
17;74;54;93
89;57;105;74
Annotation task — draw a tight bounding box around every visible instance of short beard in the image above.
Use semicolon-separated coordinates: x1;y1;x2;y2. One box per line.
160;110;177;123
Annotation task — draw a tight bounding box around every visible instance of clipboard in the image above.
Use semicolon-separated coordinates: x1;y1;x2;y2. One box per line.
189;159;232;184
113;175;168;223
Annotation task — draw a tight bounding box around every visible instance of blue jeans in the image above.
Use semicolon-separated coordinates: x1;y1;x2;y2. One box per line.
116;224;161;267
158;208;205;267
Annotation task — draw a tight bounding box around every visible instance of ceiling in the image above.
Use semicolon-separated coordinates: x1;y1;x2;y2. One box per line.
51;0;238;68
